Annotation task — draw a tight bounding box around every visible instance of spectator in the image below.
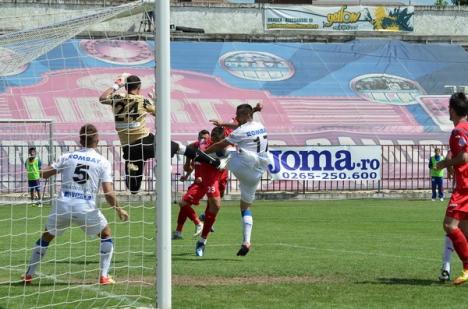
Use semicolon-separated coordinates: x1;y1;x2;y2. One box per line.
429;147;445;201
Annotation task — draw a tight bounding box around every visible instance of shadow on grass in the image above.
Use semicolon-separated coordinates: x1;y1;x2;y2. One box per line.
357;277;442;286
1;281;84;287
172;256;240;262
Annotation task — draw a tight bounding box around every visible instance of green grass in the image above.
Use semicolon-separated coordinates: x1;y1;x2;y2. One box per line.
0;199;464;308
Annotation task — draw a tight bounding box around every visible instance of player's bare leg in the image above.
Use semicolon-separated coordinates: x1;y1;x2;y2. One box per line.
35;188;42;207
29;189;35;205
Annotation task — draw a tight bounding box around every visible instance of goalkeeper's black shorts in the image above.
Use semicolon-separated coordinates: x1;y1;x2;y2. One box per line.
122;133;155;162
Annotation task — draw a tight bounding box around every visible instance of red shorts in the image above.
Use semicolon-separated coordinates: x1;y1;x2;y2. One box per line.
182;166;221;205
445;189;468;220
182;183;207;206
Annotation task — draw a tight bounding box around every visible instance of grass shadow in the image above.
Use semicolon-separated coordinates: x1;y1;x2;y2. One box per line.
1;281;83;287
357;277;442;286
172;256;240;262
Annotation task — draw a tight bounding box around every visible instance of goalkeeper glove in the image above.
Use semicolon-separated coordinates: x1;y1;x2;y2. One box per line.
148;87;156;99
113;73;130;91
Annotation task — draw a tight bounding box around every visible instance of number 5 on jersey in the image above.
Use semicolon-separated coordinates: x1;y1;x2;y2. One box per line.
73;164;90;184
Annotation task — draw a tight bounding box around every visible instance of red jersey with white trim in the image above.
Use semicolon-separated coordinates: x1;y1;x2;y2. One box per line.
450;120;468;190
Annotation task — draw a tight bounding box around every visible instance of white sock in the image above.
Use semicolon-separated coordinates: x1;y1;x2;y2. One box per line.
26;239;50;276
100;238;114;277
177;143;186;155
442;235;453;272
198;237;207;245
241;209;253;245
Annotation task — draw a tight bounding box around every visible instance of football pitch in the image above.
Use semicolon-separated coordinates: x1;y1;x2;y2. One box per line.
0;198;465;308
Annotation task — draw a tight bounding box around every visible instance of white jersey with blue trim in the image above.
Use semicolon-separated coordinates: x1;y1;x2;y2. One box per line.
52;148;112;208
226;121;270;169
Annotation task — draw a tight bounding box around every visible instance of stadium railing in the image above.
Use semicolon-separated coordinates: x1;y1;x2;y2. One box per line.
0;144;450;197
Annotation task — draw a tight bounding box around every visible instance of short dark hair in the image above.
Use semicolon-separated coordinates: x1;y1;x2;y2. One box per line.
236;103;253;112
125;75;141;92
198;129;210;140
449;92;468;117
28;147;36;154
210;126;225;141
79;123;99;147
236;104;254;118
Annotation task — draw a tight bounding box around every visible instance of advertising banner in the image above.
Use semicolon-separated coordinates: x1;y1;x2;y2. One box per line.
268;146;382;181
265;5;414;32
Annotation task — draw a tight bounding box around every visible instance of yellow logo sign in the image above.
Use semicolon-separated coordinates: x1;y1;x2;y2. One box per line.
324;6;361;27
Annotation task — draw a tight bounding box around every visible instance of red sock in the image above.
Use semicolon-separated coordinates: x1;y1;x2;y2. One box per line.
448;228;468;269
176;206;190;232
201;211;217;239
186;207;201;225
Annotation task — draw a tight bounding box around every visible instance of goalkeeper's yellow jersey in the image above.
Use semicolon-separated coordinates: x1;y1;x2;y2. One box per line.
108;93;156;145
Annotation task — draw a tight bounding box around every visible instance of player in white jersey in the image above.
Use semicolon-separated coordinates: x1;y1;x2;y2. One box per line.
22;124;129;285
205;104;270;256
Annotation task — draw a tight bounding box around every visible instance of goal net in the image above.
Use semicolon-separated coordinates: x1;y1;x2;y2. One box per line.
0;2;157;308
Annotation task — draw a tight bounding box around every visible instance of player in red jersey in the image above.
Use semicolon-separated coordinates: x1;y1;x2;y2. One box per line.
172;130;210;240
193;126;230;256
435;92;468;285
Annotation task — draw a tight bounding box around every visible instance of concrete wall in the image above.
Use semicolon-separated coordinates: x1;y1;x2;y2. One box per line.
0;2;467;37
412;6;468;36
171;4;264;34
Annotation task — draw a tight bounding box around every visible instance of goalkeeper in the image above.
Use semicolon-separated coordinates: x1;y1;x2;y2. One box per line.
99;73;223;193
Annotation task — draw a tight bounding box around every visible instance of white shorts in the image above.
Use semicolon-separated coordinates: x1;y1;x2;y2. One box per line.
228;152;265;204
46;201;108;237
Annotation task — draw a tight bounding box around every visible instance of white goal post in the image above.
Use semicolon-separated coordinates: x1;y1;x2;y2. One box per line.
0;1;163;307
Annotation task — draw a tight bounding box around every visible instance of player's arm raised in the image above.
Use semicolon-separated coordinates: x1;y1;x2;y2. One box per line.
99;73;129;105
143;98;156;116
209;119;239;129
102;182;128;222
209;101;263;128
99;88;115;105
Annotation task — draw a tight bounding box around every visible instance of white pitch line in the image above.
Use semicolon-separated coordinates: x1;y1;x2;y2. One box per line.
0;265;150;308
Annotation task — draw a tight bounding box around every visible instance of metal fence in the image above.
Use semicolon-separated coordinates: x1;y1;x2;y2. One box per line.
0;144;451;196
